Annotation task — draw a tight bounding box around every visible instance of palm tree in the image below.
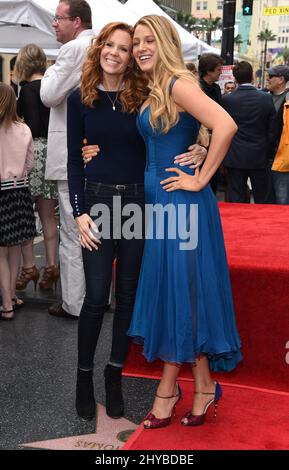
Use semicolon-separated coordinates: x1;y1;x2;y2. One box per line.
175;11;198;33
200;13;222;45
234;34;243;53
257;28;277;87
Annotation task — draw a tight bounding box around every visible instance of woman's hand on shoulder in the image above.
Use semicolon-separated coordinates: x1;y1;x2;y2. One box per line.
160;167;205;192
75;213;101;251
82;138;100;165
174;144;207;169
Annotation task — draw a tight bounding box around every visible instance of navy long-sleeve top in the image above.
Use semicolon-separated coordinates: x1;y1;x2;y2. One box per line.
67;88;146;218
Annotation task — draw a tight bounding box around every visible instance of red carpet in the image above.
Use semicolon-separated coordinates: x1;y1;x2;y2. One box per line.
124;203;289;392
123;380;289;450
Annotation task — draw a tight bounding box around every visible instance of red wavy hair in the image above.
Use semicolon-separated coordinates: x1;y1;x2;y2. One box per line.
80;22;148;113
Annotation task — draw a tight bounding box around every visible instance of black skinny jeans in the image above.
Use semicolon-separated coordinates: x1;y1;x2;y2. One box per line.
78;182;145;370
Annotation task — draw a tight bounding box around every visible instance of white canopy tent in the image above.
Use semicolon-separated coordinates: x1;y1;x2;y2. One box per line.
90;0;138;28
0;0;219;60
0;0;138;58
0;0;59;58
125;0;220;60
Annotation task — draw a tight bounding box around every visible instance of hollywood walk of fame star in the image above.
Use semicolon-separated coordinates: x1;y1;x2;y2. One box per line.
21;404;138;451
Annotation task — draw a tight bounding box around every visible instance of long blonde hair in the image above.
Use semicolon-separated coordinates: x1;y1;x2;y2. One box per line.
14;44;47;83
134;15;208;145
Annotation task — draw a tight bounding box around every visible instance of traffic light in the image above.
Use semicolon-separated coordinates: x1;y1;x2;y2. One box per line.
242;0;253;15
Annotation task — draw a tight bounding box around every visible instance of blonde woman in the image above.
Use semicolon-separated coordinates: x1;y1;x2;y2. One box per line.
14;44;59;294
127;15;242;429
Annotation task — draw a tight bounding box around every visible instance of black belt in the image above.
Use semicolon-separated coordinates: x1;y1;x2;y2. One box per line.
86;181;144;191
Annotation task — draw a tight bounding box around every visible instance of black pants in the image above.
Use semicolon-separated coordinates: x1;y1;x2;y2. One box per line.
226;167;273;204
78;182;145;370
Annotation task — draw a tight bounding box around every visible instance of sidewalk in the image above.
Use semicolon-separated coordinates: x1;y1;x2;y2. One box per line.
1;191;228;450
0;239;155;450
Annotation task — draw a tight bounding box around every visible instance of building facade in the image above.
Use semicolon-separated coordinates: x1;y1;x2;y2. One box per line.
190;0;288;67
245;0;289;67
191;0;225;18
161;0;192;14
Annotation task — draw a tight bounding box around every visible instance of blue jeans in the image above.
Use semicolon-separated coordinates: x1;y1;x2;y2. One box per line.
272;171;289;205
78;181;145;369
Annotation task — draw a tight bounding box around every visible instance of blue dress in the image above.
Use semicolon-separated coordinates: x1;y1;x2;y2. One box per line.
127;105;242;372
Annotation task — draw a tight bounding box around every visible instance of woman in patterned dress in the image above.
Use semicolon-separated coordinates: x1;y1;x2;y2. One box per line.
14;44;59;296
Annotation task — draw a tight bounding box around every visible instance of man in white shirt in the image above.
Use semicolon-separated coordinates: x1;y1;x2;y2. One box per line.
41;0;95;318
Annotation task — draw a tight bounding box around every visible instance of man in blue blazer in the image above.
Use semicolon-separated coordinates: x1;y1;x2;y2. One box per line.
223;61;276;203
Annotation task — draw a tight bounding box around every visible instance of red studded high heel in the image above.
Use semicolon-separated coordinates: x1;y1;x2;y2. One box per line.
143;383;182;430
181;382;222;426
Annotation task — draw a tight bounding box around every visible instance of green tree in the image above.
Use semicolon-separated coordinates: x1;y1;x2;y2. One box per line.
200;13;222;46
175;11;198;33
257;28;277;87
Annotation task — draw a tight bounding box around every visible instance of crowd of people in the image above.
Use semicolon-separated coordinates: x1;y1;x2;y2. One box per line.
0;0;288;431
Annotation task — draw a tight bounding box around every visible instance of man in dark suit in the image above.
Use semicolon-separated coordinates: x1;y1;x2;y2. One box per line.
222;61;276;203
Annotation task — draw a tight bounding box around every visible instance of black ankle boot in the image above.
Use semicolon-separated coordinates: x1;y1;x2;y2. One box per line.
75;369;96;420
104;364;124;419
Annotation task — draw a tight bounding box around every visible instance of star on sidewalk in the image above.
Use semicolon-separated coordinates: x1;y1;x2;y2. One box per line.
21;404;138;450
